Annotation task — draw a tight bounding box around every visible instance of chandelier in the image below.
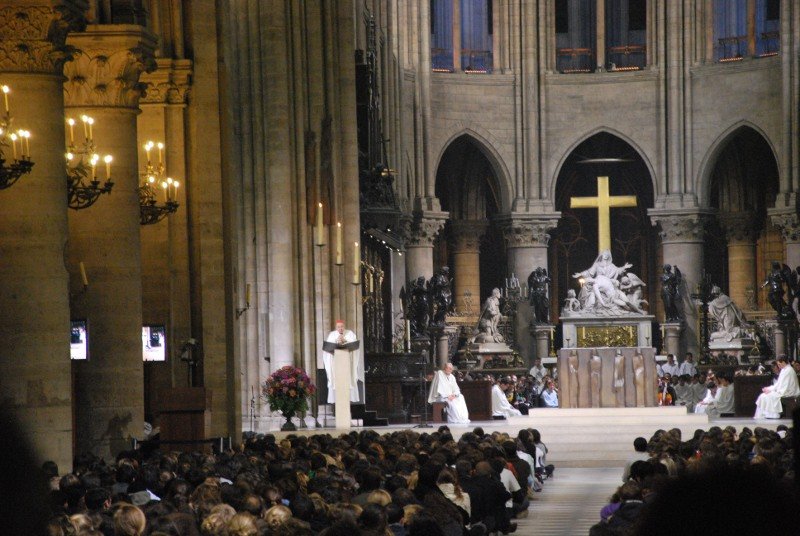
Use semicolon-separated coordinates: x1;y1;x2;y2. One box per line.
139;140;179;225
0;85;34;190
66;115;113;209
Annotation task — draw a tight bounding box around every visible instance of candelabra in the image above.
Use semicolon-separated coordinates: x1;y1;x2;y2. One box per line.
0;85;34;190
66;115;113;209
139;140;179;225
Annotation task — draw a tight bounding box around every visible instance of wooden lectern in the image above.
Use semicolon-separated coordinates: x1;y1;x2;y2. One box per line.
323;339;359;429
157;387;211;453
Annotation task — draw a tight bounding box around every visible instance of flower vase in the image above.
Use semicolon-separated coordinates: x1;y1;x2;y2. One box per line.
281;410;297;431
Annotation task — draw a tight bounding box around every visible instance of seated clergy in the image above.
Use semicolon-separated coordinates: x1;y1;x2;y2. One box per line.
755;356;800;419
428;362;470;424
492;377;522;418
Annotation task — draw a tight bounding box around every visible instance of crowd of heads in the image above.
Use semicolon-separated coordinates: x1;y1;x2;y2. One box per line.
40;425;554;536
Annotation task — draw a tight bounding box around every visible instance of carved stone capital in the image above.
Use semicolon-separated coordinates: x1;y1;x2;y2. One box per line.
139;58;192;105
501;219;557;248
770;211;800;243
648;210;711;243
0;2;87;73
448;220;487;252
400;212;447;248
719;212;757;244
63;24;157;108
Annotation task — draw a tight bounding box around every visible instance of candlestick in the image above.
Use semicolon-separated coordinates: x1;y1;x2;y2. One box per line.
104;155;112;178
157;142;164;164
79;262;88;287
315;202;326;246
161;181;168;202
90;155;97;180
9;132;17;159
335;222;343;265
352;241;360;285
245;283;251;306
144;141;153;163
87;116;94;143
67;118;75;144
1;85;8;113
405;320;411;351
81;115;89;140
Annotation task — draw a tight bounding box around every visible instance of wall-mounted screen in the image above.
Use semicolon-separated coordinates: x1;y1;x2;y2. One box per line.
142;325;166;362
70;320;88;360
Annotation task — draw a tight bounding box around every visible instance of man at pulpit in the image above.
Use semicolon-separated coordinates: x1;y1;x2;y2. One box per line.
322;320;359;404
428;362;470;424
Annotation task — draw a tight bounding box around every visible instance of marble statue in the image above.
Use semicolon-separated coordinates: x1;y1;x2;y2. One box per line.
590;354;602;408
708;285;746;342
528;267;551;323
470;288;504;343
565;249;648;317
660;264;682;322
563;289;581;314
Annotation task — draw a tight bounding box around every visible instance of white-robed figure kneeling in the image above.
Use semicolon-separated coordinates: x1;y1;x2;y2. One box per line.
755;356;800;419
322;320;360;404
427;363;470;424
492;377;522;418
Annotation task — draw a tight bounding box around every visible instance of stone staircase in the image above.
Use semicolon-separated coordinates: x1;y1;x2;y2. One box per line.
350;402;389;427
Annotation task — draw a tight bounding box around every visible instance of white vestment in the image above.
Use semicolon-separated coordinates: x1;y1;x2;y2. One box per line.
673;383;695;411
755;366;800;419
662;363;680;377
694;388;719;418
491;384;522;417
678;361;697;377
427;370;470;424
322;329;360;404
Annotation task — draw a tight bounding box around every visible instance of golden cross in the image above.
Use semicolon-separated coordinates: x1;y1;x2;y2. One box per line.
570;176;637;253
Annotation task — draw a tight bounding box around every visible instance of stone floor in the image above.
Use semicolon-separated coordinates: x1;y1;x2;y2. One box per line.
513;467;620;536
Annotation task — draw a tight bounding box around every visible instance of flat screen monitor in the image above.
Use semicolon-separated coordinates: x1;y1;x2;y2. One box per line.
70;320;88;360
142;325;166;362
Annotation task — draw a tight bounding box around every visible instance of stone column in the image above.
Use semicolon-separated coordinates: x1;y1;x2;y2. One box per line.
0;1;85;471
401;212;447;281
720;212;757;310
63;25;156;459
770;211;800;269
500;216;558;364
449;221;486;314
649;210;711;356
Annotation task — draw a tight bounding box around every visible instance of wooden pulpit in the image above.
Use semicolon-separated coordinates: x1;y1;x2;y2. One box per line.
157;387;211;452
323;340;359;429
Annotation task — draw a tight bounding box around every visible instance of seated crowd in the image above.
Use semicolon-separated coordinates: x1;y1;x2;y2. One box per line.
591;425;800;535
43;426;556;536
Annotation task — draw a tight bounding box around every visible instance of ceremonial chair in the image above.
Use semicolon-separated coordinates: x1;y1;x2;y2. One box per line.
431;401;447;422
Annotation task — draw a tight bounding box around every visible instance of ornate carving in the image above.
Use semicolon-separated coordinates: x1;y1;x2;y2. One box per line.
770;212;800;243
0;3;87;73
501;220;556;248
139;58;192;104
719;212;757;243
448;220;487;252
649;213;708;242
399;213;446;247
63;26;157;108
577;325;637;347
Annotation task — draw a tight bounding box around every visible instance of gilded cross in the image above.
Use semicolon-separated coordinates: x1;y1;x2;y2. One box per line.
569;176;637;253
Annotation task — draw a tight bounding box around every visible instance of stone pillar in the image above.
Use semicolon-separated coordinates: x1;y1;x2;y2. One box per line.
63;25;156;459
530;324;554;360
649;210;711;356
770;211;800;269
0;1;85;471
401;211;447;281
661;322;682;358
720;212;757;310
449;221;486;314
500;217;558;364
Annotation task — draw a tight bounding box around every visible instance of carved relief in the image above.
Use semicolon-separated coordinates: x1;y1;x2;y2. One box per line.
400;213;446;247
501;220;556;248
771;212;800;243
0;3;86;73
719;212;756;243
448;220;487;252
650;213;708;242
139;59;192;104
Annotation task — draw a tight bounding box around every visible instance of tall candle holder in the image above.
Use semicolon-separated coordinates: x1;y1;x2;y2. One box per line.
0;84;34;190
65;115;114;209
139;140;180;225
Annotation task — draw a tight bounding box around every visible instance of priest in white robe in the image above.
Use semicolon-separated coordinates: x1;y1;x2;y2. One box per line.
322;320;360;404
492;377;522;418
427;362;470;424
755;356;800;419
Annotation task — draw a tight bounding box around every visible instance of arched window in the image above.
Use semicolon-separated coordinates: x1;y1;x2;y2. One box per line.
461;0;493;73
430;0;494;73
713;0;780;62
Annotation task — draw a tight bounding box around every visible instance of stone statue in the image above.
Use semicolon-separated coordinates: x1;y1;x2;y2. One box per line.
708;285;746;342
633;352;645;407
563;289;581;314
568;350;579;408
761;261;795;320
401;276;429;338
618;273;648;314
470;288;504;343
567;249;648;316
527;267;551;323
660;264;682;322
428;266;454;326
590;354;602;408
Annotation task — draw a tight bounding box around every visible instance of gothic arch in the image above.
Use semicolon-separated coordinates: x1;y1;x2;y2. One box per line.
697;121;780;208
549;127;658;201
435;125;513;213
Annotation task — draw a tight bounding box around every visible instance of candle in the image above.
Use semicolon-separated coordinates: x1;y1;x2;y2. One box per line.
23;131;30;157
1;85;8;113
67;118;75;144
9;132;17;159
90;155;97;180
144;141;153;163
87;117;94;143
352;241;360;285
405;320;411;351
81;115;89;140
104;155;112;178
245;283;251;306
161;181;168;201
157;142;164;164
167;177;174;201
315;202;326;246
79;262;88;287
335;222;343;265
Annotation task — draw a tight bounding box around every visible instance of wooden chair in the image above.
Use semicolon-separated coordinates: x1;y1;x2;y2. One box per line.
431;401;447;422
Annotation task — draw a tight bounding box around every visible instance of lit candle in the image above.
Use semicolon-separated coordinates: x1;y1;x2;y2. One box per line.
352;241;360;285
245;283;251;306
104;155;112;178
86;116;94;143
67;118;75;144
161;181;168;201
81;115;89;140
90;154;98;180
157;142;164;164
335;222;343;265
144;141;153;163
1;85;9;113
23;131;30;157
315;202;326;246
79;262;88;287
9;132;17;159
167;177;174;201
173;180;180;201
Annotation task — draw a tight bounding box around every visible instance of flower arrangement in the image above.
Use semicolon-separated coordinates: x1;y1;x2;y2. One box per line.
263;366;316;419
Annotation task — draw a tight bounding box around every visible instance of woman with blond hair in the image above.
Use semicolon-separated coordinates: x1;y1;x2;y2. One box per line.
113;503;145;536
264;504;292;532
225;512;259;536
